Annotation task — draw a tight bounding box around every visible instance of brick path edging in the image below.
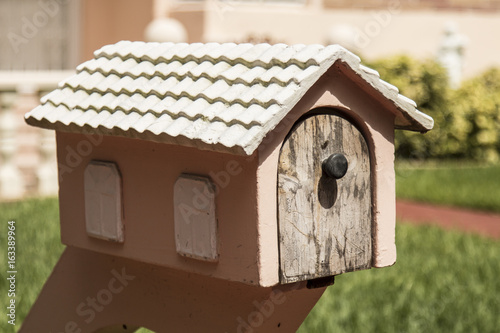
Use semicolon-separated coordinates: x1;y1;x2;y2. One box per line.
396;199;500;239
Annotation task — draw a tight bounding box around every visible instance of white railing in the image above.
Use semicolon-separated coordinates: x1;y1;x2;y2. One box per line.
0;70;74;200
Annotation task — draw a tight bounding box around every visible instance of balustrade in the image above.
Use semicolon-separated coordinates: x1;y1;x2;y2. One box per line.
0;71;73;200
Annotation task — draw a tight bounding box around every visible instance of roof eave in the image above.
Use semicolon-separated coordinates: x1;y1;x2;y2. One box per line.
334;59;434;133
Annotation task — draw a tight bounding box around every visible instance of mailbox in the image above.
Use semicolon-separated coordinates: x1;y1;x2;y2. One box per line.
22;41;432;332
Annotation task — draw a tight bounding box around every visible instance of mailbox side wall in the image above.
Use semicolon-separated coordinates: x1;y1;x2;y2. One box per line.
56;132;261;285
256;66;397;285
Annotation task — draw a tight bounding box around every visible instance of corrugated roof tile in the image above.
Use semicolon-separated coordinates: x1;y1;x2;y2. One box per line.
180;98;210;119
397;94;418;108
235;104;266;125
259;66;286;84
235;126;263;151
218;83;249;104
134;112;160;133
271;44;302;64
58;108;85;126
141;42;175;61
103;40;136;58
97;110;119;129
113;110;143;131
255;104;282;124
200;101;226;121
292;44;324;65
166;96;195;115
204;43;237;59
223;43;256;62
238;66;267;85
43;105;68;124
273;65;303;85
197;121;228;144
189;61;216;78
254;83;285;106
93;74;121;92
135;94;162;113
148;96;176;115
218;63;250;82
163;116;193;137
257;44;288;64
294;65;320;83
359;64;380;78
216;103;247;124
86;109;112;128
60;72;87;89
217;123;248;148
34;104;63;123
199;80;231;101
72;109;99;127
40;88;65;105
237;84;267;106
129;42;158;59
106;93;132;111
380;80;399;94
28;105;47;121
274;83;300;106
89;93;119;111
158;43;191;62
25;41;433;156
127;61;156;78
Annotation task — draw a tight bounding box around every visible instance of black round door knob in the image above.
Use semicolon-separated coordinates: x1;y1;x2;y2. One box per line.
322;153;348;179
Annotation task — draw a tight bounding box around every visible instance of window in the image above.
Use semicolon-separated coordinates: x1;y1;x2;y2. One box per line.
174;174;218;262
84;161;124;242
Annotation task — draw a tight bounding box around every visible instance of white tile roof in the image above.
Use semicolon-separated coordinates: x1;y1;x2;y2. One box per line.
25;41;433;155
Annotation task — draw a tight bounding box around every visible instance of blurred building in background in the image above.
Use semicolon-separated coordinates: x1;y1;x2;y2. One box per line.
0;0;499;200
0;0;153;200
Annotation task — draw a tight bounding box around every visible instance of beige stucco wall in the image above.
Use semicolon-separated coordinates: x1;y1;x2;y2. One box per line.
81;0;154;62
76;0;499;78
167;2;500;79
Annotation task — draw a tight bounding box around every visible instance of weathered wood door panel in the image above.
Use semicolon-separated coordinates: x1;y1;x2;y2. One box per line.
278;114;371;284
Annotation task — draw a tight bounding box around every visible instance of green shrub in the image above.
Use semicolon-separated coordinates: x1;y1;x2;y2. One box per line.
366;55;459;159
367;56;500;162
451;68;500;162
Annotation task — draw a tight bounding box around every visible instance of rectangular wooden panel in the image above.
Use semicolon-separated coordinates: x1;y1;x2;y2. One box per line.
174;174;218;262
84;160;123;242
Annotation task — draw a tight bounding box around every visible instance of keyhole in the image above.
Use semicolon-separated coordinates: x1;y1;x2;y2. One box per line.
318;174;338;209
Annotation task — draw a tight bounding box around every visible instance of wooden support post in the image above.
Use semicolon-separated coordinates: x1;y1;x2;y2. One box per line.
21;248;325;333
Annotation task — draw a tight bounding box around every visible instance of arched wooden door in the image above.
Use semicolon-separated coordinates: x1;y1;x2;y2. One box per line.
278;113;372;284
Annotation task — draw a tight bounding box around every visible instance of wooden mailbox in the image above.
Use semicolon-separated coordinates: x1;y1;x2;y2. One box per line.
22;41;432;332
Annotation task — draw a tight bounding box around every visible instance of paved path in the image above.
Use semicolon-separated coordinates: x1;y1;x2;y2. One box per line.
396;199;500;239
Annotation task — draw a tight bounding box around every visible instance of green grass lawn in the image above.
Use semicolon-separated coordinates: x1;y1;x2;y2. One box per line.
1;197;500;332
0;198;64;332
396;161;500;213
299;222;500;332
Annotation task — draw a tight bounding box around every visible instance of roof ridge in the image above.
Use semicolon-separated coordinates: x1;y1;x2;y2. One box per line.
95;52;323;71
